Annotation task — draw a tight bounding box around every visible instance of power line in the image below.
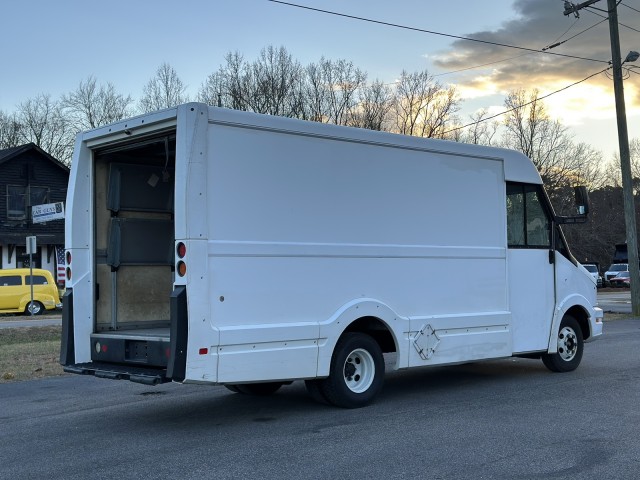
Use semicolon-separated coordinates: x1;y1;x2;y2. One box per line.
435;17;608;77
585;3;640;32
267;1;619;138
268;0;610;64
544;17;609;50
433;53;533;77
442;67;611;135
621;2;640;13
552;16;581;43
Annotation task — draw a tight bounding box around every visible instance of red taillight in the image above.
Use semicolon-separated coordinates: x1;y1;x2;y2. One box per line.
66;251;71;281
176;242;186;277
199;348;208;355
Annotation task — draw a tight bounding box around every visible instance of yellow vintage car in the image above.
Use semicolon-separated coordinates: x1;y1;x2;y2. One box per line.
0;268;62;315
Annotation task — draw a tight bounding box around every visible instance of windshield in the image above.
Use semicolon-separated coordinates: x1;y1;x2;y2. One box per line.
609;264;628;272
583;265;597;273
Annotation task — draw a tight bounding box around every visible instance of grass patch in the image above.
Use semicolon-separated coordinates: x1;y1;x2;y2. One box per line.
0;326;64;383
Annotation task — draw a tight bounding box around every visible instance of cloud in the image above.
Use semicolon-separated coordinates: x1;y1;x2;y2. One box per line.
432;0;639;121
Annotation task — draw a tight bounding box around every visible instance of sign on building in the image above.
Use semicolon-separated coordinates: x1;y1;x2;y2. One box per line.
32;202;65;224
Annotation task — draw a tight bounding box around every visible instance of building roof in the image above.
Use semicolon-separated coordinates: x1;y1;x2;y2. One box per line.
0;143;69;172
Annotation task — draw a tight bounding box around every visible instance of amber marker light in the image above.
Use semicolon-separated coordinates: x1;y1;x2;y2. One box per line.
177;261;187;277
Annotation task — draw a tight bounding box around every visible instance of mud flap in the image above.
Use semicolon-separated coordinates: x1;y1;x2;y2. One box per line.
167;285;188;381
59;289;74;366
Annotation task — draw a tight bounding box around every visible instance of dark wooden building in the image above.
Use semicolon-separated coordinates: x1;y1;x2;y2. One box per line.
0;143;69;284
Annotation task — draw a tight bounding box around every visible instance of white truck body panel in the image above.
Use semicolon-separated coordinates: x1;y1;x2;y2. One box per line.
62;103;603;392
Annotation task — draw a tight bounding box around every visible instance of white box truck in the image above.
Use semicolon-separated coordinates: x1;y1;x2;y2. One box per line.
60;103;603;408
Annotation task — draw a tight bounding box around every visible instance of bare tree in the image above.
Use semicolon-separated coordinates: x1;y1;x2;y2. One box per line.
198;70;225;107
299;57;367;125
199;52;252;111
603;138;640;193
347;80;393;131
501;88;607;222
503;89;553;158
321;58;367;125
392;70;460;138
246;46;304;117
458;108;500;146
139;63;189;113
302;60;329;122
0;110;22;149
16;94;75;163
502;89;580;191
201;47;369;126
62;76;134;130
199;47;305;119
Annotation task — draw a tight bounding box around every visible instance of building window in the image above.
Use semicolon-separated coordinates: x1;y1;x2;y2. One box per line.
16;246;41;268
6;185;49;221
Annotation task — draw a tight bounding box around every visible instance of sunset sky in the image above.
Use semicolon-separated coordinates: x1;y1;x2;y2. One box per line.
2;0;640;158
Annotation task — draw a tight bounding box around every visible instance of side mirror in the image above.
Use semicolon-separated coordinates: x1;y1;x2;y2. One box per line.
557;186;590;224
574;186;589;216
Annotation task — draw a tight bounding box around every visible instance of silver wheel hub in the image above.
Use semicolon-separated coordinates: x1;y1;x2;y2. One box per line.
557;326;578;361
343;348;375;394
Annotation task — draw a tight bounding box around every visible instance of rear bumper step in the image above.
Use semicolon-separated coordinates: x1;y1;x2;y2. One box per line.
64;362;170;385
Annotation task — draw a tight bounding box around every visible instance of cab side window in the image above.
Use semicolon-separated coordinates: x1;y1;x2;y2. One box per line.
506;183;551;248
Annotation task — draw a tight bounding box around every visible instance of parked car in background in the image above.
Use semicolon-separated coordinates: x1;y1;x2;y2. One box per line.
0;268;63;315
609;271;631;288
582;264;603;287
604;263;629;286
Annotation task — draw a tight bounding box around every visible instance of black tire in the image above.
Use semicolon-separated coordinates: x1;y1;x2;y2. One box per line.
304;379;331;405
224;384;241;393
542;315;584;373
235;382;284;396
25;301;44;315
318;332;384;409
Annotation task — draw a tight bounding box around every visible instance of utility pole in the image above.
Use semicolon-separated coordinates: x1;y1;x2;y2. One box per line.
564;0;640;315
606;0;640;315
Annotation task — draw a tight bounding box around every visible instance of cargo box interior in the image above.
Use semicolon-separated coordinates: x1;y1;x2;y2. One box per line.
93;134;176;335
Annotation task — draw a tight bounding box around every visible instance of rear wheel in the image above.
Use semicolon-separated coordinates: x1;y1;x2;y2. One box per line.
318;333;384;408
542;315;583;372
25;301;44;315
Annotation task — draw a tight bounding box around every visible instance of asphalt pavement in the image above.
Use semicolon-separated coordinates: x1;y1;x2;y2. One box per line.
596;289;631;314
1;318;639;480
